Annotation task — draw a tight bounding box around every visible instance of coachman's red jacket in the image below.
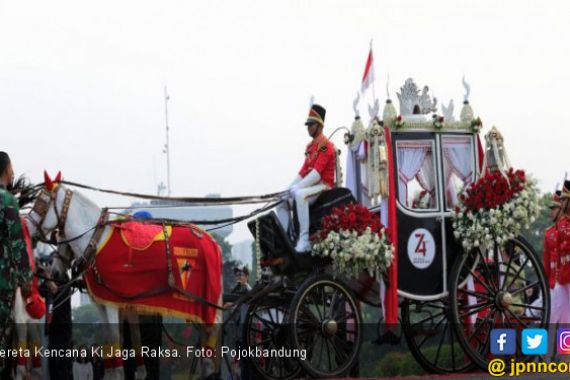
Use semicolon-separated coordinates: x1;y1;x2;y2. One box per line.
544;225;559;289
299;134;336;188
557;215;570;285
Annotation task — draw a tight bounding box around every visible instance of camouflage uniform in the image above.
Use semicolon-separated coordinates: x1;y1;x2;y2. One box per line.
0;186;32;352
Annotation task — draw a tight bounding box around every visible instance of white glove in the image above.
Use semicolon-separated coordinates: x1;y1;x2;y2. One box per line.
289;184;299;198
289;175;302;187
290;170;321;197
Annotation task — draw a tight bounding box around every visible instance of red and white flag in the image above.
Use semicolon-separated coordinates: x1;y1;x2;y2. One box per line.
360;48;375;93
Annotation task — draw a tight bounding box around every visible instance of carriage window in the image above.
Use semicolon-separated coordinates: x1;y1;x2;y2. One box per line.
396;140;438;210
442;136;475;209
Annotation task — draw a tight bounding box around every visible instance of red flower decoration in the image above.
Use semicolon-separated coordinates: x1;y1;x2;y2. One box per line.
460;169;526;212
313;203;388;242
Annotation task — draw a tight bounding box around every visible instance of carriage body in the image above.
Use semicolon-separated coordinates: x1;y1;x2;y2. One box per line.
389;126;480;300
242;80;550;378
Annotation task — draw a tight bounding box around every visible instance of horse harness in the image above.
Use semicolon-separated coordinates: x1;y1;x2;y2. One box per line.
90;221;226;311
29;187;107;293
30;186;226;311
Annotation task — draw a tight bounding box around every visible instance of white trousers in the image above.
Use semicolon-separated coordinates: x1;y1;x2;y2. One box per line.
276;183;329;240
550;283;570;324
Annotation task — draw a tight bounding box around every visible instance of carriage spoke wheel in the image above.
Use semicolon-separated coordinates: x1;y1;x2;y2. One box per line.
243;301;302;380
449;236;550;370
402;299;475;374
288;274;362;378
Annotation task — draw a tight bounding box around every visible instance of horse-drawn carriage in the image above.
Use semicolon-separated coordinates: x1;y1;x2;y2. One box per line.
236;78;550;379
22;78;549;380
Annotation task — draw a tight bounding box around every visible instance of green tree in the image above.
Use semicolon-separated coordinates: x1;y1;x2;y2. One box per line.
72;302;101;324
521;192;554;259
72;303;103;345
211;233;240;293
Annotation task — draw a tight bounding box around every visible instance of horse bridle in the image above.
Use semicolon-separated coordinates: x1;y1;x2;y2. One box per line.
28;186;73;244
28;187;93;304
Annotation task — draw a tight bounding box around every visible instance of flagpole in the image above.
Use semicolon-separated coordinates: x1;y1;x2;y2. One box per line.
164;85;171;196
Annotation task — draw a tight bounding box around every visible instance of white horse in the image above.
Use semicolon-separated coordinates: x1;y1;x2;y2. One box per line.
26;172;223;380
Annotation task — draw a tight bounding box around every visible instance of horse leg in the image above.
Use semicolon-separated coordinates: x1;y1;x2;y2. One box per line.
200;295;224;379
12;288;28;380
125;310;147;380
28;321;43;380
97;304;124;380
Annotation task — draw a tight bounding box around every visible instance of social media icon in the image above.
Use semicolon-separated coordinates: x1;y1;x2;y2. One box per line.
522;329;547;355
490;329;516;355
558;328;570;354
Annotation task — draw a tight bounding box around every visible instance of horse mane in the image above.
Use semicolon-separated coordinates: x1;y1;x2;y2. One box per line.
67;186;101;212
10;175;40;208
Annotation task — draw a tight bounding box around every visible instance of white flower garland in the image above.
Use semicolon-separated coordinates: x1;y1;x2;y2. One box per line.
312;227;394;278
451;176;541;251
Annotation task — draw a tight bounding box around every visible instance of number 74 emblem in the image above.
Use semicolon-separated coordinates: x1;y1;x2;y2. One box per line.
415;233;427;256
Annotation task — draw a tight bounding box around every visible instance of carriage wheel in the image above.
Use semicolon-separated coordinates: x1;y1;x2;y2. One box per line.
288;274;362;378
402;299;475;374
449;236;550;370
242;301;303;380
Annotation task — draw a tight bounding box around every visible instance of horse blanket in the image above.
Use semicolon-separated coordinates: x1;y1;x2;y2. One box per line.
84;221;222;324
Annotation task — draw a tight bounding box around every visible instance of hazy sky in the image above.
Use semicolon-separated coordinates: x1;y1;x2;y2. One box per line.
2;0;569;244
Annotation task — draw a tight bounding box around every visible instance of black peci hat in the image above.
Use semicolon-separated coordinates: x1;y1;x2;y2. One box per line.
550;190;562;209
562;181;570;199
305;104;326;126
233;265;249;276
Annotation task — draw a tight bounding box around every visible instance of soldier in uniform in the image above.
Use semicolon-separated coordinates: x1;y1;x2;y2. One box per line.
545;190;565;323
0;152;32;372
276;104;337;252
557;181;570;322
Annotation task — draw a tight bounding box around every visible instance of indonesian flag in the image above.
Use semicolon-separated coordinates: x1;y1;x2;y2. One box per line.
360;48;375;93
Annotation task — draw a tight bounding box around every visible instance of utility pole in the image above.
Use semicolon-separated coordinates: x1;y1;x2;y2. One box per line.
163;85;172;196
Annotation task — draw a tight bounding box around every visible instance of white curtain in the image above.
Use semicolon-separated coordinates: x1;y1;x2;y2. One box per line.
397;142;430;206
443;137;474;206
416;151;436;208
345;141;371;206
345;142;361;199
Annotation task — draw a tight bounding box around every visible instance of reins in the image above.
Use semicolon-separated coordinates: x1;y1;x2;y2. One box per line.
27;180;290;311
60;180;287;206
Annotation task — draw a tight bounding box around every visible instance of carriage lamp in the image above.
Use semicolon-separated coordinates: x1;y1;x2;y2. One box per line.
344;132;354;145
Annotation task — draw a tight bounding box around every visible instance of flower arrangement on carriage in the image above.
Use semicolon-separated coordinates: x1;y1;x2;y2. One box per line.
311;203;394;278
451;128;541;251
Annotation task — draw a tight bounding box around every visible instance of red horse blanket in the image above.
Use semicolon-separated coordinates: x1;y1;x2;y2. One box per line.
84;221;222;324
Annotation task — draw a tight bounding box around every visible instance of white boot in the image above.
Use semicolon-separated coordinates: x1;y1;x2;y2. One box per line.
295;233;311;253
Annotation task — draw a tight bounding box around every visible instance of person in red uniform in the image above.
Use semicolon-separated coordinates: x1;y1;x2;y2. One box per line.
276;104;337;252
557;181;570;313
545;191;562;288
546;190;567;324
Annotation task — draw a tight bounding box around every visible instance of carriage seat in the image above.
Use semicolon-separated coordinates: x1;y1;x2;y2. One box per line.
247;187;356;275
247;212;317;275
292;187;356;239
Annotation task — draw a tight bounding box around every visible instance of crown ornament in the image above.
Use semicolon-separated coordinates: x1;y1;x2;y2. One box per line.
396;78;437;116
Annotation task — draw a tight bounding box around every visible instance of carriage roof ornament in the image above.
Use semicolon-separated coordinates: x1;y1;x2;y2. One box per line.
352;92;360;118
382;74;397;124
396;78;437;116
462;75;471;103
460;76;474;122
441;99;455;122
